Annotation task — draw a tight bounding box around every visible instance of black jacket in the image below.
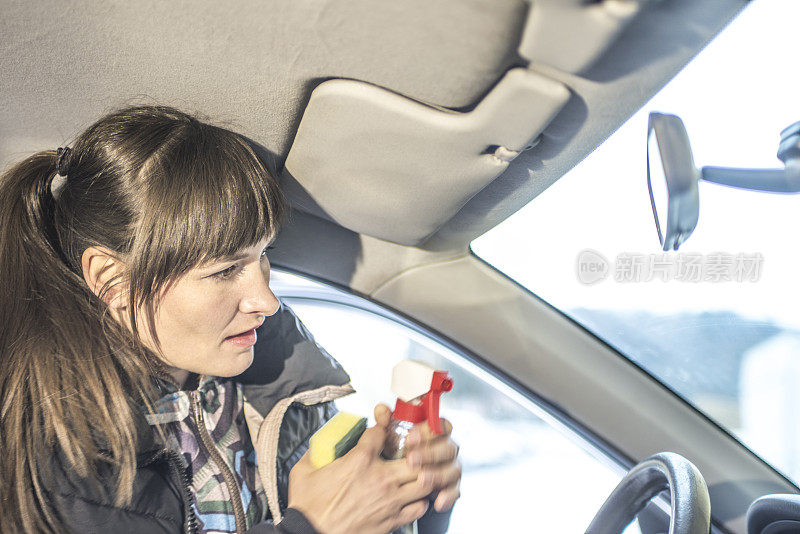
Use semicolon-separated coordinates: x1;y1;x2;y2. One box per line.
45;301;351;534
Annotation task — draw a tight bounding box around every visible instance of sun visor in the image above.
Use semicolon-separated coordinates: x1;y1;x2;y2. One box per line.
519;0;654;73
281;68;569;246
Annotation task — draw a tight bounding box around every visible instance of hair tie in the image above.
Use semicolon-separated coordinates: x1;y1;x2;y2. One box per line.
56;147;72;177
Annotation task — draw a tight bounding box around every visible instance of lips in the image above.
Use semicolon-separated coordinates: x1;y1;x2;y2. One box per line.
227;316;265;338
225;328;257;347
224;316;265;347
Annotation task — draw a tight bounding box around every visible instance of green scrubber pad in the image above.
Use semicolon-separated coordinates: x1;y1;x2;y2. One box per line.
309;412;367;469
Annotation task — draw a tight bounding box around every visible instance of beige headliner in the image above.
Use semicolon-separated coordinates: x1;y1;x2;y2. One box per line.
3;0;746;253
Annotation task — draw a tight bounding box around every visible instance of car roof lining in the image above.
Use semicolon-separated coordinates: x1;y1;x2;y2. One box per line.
0;0;525;167
2;0;747;250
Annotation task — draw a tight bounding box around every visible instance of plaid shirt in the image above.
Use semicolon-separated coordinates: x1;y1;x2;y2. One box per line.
146;375;269;533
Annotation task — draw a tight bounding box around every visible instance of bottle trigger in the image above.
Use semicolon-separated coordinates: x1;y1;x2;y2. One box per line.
426;371;453;435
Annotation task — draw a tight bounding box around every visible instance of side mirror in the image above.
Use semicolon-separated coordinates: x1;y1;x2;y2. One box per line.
646;112;800;251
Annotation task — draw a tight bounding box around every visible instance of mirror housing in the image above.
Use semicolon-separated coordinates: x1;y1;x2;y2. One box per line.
646;112;800;251
647;113;699;251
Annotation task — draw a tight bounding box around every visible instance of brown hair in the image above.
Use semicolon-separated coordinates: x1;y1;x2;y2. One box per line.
0;105;287;532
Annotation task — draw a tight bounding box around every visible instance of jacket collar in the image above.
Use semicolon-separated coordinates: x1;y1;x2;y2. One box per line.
134;300;349;455
235;300;351;419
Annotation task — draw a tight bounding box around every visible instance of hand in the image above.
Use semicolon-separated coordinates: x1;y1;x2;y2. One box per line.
288;423;431;534
374;403;462;513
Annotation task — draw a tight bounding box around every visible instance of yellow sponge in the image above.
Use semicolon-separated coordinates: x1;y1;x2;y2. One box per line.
309;412;367;469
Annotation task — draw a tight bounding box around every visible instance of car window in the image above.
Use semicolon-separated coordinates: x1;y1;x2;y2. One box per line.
472;0;800;486
271;270;645;533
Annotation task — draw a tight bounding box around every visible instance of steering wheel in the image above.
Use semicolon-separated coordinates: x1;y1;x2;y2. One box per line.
586;452;711;534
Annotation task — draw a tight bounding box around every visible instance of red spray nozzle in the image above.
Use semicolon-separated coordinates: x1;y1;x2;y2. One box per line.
423;370;453;435
390;361;453;434
431;371;453;393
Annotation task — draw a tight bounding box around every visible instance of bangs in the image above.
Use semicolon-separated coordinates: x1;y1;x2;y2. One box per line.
128;122;287;303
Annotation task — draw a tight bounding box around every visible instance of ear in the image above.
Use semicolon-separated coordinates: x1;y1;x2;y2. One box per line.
81;246;128;310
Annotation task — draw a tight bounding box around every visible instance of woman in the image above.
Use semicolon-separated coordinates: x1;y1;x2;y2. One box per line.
0;105;461;533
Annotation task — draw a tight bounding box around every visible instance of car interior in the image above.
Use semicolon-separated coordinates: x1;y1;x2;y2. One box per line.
3;0;798;532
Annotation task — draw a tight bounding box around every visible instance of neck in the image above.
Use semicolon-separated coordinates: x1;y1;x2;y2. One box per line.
165;366;191;389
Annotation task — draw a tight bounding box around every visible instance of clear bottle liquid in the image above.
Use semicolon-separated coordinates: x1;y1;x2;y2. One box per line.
383;418;418;534
382;418;414;460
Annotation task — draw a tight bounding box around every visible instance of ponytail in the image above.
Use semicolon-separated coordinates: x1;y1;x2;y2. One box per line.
0;153;151;533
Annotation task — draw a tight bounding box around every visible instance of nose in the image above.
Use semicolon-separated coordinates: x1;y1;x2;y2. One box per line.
239;265;280;317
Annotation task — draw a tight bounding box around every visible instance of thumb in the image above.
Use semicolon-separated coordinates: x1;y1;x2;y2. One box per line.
373;403;392;428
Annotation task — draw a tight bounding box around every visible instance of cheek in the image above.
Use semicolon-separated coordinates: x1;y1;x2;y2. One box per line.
157;283;238;344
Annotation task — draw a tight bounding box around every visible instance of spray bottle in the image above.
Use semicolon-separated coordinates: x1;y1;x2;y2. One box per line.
382;360;454;534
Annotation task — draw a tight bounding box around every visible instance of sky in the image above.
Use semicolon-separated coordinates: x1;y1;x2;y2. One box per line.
473;0;800;329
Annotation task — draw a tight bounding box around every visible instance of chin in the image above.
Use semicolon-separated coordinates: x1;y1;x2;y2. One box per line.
214;347;255;377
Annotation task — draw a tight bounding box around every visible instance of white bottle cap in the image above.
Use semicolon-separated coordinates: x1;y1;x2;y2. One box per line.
391;360;436;402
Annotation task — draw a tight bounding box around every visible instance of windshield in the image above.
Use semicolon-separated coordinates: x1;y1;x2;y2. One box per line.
473;0;800;485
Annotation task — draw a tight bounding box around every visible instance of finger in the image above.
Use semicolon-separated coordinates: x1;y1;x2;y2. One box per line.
418;460;461;492
373;403;392;428
436;418;454;437
390;499;429;531
433;486;461;512
407;418;453;447
397;473;436;504
406;437;459;468
381;457;422;486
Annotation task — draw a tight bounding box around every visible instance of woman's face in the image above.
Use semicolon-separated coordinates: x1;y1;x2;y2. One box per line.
139;237;280;384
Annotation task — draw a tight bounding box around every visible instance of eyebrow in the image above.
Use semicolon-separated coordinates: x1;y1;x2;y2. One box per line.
211;242;273;264
219;252;248;263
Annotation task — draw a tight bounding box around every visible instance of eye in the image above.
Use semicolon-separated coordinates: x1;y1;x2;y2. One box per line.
261;245;275;259
213;264;239;280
